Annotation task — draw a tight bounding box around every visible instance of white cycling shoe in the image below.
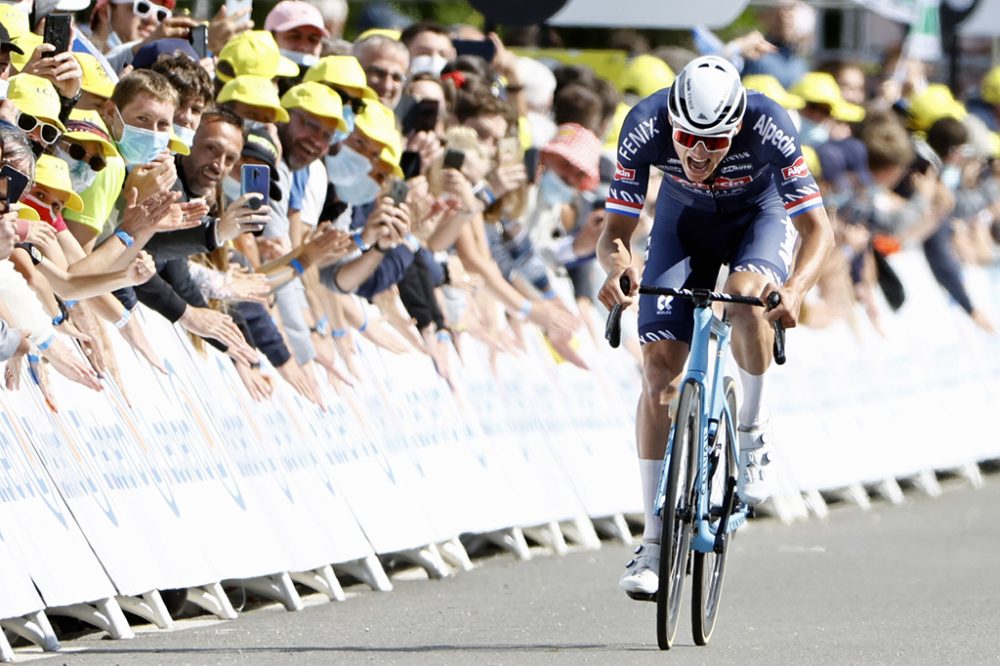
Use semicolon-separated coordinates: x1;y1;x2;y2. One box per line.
738;424;775;506
619;542;660;599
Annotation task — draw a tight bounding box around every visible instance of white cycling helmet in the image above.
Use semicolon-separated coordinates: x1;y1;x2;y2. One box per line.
668;55;747;136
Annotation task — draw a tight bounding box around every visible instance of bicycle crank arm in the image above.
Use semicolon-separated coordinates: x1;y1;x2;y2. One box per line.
713;476;739;554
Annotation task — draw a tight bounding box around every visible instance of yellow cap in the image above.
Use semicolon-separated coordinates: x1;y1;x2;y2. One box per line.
789;72;865;123
218;76;291;123
169;130;190;156
10;32;41;73
378;131;404;178
34;154;85;213
905;83;967;132
621;54;674;98
73;52;116;100
280;82;348;132
801;144;820;179
217;30;299;83
980;66;1000;107
7;74;66;130
988;132;1000;159
743;74;804;110
303;56;378;101
13;204;39;222
353;99;399;148
63;129;117;157
356;28;401;42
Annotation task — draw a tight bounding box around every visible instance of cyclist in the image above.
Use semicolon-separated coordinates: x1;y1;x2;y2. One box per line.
597;56;834;598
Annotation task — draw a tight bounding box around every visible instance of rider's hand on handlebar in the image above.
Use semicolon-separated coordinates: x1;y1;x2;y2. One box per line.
598;240;639;310
760;282;802;329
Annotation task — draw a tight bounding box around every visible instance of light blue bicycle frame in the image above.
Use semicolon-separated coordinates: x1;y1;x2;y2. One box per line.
655;301;747;554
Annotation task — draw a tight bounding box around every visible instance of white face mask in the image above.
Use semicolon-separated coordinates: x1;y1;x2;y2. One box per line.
410;54;449;77
172;123;196;150
335;174;381;206
279;49;318;68
222;175;242;203
0;79;9;100
325;145;372;186
538;169;577;206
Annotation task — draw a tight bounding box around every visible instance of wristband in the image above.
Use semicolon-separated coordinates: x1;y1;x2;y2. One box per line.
114;230;134;248
516;299;533;320
357;311;369;334
52;312;65;327
114;308;132;329
312;315;330;337
36;335;54;351
289;258;305;275
351;230;370;253
331;328;347;338
542;289;558;301
63;300;77;310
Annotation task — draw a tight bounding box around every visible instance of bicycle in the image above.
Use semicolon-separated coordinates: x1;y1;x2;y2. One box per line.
605;278;786;650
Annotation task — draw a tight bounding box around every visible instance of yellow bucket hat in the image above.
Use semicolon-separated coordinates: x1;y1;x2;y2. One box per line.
280;82;348;132
356;28;401;42
621;54;675;98
73;52;117;100
353;100;400;148
303;56;378;101
905;83;967;132
790;72;865;123
34;154;85;213
982;66;1000;106
217;30;299;83
743;74;805;110
218;76;291;123
7;73;66;130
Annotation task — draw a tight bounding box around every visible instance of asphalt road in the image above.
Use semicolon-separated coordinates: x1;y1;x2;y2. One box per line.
27;476;1000;666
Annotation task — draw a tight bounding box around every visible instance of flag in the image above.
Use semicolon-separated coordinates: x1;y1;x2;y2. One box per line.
905;0;942;60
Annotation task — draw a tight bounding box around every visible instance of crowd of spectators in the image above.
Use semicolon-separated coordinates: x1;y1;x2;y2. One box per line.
0;0;995;409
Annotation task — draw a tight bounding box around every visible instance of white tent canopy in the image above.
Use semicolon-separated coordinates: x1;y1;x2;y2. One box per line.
546;0;750;28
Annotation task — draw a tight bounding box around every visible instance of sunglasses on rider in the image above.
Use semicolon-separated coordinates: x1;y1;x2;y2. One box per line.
63;141;107;172
16;112;61;146
132;0;171;22
672;128;732;152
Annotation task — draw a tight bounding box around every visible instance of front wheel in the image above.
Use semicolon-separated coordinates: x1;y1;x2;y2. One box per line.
692;376;737;645
656;381;699;651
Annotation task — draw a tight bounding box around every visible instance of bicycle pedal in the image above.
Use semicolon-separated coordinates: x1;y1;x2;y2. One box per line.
625;591;656;603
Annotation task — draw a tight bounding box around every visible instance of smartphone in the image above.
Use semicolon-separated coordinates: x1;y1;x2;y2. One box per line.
452;39;497;63
241;164;270;236
189;24;209;60
498;137;520;165
225;0;253;24
443;149;465;171
0;165;30;208
43;13;72;57
400;97;440;135
523;147;540;184
388;179;409;205
400;150;422;180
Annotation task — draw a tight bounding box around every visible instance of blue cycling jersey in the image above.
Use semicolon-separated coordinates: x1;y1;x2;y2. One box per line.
606;89;824;219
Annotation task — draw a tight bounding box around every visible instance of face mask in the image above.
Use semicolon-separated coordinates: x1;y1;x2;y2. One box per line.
55;146;99;192
332;105;355;145
538;169;576;206
335;174;381;206
0;79;8;100
223;175;242;203
325;145;372;186
941;165;961;190
798;117;829;146
114;107;170;166
243;118;267;132
410;54;449;77
172;123;196;150
21;192;56;224
279;49;318;68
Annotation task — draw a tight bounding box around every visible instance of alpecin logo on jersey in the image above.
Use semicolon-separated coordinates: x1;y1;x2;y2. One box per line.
713;175;752;190
781;156;810;181
752;114;796;158
614;162;636;182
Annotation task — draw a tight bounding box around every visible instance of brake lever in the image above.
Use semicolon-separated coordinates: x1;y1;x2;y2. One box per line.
766;291;786;366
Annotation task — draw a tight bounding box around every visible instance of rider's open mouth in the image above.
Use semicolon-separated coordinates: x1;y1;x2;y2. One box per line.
687;156;710;172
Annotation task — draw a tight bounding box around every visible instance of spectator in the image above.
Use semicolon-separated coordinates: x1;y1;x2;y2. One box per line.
741;0;811;89
400;21;454;78
353;33;409;109
265;0;329;70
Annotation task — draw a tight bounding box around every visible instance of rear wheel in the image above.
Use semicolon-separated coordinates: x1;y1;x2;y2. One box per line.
692;377;737;645
656;382;699;650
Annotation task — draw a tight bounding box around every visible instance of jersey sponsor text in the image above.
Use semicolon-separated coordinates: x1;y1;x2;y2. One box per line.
752;114;796;158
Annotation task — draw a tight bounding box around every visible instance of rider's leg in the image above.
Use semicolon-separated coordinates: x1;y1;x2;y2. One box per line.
636;339;690;543
723;270;773;428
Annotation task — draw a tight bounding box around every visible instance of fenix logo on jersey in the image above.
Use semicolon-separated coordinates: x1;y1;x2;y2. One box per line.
752;115;796;158
614;162;636;182
618;117;660;161
781;156;810;181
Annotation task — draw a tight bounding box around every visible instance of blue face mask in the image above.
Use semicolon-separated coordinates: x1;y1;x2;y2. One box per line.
798;118;830;146
325;144;372;186
538;169;577;206
172;123;196;150
335;174;381;206
941;165;961;190
115;107;169;166
55;145;98;191
332;105;355;145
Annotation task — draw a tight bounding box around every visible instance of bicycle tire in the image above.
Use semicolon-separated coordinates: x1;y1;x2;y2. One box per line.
692;376;737;645
656;381;699;651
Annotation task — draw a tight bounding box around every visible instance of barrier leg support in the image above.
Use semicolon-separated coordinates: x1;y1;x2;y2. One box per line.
912;469;942;498
957;462;983;489
395;543;451;579
593;514;634;546
523;521;568;555
48;597;134;640
0;628;13;662
238;573;303;612
116;591;175;630
872;477;906;505
290;565;345;601
478;528;532;561
438;537;474;572
801;489;829;519
560;516;602;550
335;553;393;592
0;610;60;652
186;583;238;620
838;482;872;510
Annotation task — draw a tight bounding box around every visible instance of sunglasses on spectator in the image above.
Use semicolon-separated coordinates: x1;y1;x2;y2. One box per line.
672;129;732;152
61;140;107;172
16;112;61;146
132;0;171;23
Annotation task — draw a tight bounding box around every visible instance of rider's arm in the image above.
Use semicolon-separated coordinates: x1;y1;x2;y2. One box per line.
597;211;641;274
781;205;835;320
